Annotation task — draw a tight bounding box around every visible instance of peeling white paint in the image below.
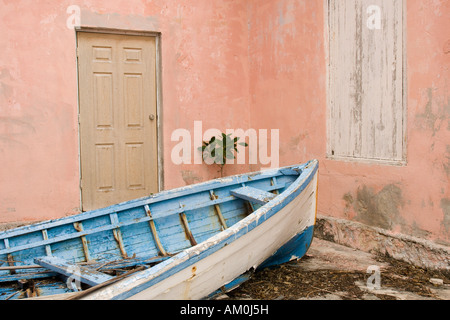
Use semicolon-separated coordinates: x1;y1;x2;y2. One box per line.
80;161;318;300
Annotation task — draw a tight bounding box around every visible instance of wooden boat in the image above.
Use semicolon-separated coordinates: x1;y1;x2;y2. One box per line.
0;159;318;300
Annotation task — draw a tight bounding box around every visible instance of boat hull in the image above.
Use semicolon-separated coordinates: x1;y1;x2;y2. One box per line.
81;162;318;300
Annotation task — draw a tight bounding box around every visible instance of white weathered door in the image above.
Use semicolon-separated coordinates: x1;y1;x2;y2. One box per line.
327;0;405;163
77;32;158;211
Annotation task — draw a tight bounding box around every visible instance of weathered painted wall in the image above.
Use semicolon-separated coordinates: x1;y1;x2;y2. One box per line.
0;1;81;222
0;0;251;223
247;0;326;168
246;0;449;245
321;0;450;245
0;0;448;246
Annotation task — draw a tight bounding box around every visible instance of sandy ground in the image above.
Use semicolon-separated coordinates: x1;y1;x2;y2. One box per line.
219;238;449;300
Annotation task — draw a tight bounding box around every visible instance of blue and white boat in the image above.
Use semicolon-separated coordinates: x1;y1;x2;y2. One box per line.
0;160;318;300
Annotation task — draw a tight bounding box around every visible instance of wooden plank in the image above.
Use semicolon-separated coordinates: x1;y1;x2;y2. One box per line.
270;178;279;195
95;255;169;271
0;271;58;283
209;191;227;230
230;186;277;205
240;183;255;212
144;205;167;256
0;255;169;273
65;266;145;300
179;212;197;246
0;184;286;256
0;196;233;255
73;222;91;262
280;168;302;176
7;254;15;275
328;0;405;162
0;168;292;242
3;240;15;275
110;213;128;258
41;229;52;256
0;198;218;256
0;197;245;257
0;265;41;271
34;256;114;287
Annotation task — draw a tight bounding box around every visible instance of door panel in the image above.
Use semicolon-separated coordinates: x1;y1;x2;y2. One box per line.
77;32;158;211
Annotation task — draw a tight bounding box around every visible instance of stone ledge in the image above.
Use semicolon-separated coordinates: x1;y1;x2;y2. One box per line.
314;215;450;271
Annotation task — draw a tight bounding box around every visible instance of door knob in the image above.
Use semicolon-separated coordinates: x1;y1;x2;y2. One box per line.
149;114;155;120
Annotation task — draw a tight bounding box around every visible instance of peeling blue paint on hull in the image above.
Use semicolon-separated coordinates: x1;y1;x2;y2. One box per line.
257;225;315;270
207;225;315;299
0;160;319;300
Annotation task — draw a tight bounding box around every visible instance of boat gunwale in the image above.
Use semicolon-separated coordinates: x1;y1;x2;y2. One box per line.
0;164;305;242
95;159;319;300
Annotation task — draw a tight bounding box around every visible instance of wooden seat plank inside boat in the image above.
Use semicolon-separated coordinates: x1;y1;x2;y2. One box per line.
34;256;114;287
230;186;277;205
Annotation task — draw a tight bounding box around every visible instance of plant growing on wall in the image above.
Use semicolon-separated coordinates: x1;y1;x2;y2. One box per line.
198;133;248;177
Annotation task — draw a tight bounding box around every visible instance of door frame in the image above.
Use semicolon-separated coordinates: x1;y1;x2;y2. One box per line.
75;27;164;210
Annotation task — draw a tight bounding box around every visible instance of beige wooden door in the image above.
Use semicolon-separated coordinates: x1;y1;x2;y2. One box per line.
77;32;158;211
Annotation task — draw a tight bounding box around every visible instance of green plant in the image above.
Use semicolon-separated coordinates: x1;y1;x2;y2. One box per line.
198;133;248;177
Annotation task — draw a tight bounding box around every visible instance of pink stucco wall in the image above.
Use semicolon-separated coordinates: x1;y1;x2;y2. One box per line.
323;0;449;245
1;1;81;221
0;0;252;222
0;1;448;245
246;0;449;245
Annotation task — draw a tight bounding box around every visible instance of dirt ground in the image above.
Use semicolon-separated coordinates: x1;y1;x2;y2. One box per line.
220;238;450;300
